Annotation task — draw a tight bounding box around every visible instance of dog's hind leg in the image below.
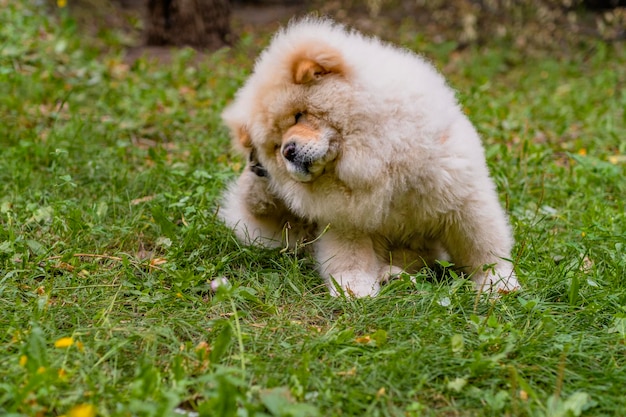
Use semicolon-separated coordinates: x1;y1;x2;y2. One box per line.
439;195;520;294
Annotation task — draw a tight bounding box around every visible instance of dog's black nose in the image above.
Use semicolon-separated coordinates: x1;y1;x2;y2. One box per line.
282;142;298;162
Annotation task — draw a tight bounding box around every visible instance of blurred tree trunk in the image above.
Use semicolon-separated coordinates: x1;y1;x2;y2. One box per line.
146;0;231;49
583;0;626;8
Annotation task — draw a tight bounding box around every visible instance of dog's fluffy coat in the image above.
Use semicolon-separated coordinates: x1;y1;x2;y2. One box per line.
219;18;520;297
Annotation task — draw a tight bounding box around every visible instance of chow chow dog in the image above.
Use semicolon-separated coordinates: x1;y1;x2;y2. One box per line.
219;18;520;297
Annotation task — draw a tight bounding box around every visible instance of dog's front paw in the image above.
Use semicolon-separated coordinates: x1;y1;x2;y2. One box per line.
473;266;521;295
328;272;381;298
379;265;405;283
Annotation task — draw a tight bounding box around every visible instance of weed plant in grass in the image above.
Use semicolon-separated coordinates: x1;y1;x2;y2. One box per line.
1;1;625;416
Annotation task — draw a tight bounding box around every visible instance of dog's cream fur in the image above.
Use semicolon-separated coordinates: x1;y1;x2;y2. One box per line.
219;18;520;297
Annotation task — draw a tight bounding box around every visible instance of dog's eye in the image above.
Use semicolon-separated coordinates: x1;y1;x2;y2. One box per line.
294;112;303;123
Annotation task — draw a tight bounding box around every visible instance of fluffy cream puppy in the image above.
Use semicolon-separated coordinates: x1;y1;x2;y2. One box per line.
219;18;520;297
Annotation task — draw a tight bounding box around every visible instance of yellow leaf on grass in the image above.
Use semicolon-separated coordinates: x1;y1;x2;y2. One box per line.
150;258;167;268
68;404;96;417
54;337;74;348
130;195;155;205
336;367;357;376
608;155;626;164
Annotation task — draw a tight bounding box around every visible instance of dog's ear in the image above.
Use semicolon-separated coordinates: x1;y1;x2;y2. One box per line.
291;45;347;84
293;59;326;84
236;125;252;148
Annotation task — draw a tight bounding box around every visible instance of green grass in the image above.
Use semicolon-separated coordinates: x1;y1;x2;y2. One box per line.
1;2;625;416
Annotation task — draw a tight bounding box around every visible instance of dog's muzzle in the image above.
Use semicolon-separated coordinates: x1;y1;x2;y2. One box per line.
280;137;338;182
281;142;313;175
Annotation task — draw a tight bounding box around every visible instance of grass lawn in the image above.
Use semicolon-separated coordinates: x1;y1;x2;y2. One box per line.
1;1;625;416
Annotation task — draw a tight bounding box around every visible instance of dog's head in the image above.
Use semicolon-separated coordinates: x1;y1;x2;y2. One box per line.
223;21;352;184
